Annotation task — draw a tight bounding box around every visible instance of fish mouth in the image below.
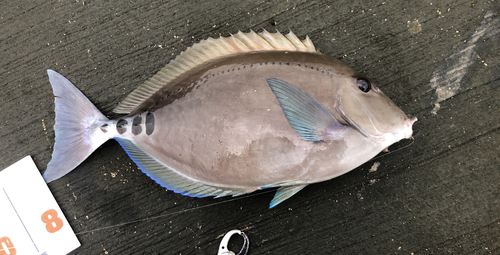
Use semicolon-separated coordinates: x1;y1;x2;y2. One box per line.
403;115;418;138
334;96;416;143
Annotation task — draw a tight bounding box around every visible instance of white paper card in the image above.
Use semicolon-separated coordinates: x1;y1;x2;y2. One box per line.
0;156;80;255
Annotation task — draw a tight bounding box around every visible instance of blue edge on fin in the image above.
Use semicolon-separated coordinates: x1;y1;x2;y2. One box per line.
114;137;193;196
115;135;307;207
268;185;307;208
114;137;245;200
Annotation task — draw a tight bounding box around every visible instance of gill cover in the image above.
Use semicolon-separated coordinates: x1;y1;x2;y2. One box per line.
336;77;415;144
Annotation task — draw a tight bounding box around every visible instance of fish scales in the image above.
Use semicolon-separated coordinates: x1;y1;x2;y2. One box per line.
43;31;416;208
136;53;363;186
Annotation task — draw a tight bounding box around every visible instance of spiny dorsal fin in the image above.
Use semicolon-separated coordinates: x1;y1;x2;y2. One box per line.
113;30;317;114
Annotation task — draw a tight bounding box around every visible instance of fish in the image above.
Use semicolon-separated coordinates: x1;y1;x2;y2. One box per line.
43;30;417;208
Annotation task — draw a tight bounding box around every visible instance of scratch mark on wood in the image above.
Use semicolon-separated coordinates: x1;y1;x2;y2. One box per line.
429;7;500;114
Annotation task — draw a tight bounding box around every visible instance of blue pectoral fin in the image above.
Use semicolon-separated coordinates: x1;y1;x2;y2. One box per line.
114;137;245;198
269;185;307;208
266;78;346;142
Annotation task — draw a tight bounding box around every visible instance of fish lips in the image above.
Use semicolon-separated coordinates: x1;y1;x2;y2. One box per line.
403;115;418;138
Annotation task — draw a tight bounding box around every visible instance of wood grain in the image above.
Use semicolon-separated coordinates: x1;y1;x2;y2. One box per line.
1;0;498;254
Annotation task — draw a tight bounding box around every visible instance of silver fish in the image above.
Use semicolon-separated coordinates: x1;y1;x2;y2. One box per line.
44;30;416;208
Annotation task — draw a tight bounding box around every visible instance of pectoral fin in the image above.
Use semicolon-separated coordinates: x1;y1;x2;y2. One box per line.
269;185;307;208
266;78;346;142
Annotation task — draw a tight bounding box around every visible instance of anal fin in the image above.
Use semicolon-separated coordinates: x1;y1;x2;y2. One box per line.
114;137;245;198
269;185;307;208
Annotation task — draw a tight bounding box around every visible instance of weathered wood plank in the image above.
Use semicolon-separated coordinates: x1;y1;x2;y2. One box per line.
1;0;498;254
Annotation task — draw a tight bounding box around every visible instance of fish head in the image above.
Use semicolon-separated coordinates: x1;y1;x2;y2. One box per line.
335;76;417;145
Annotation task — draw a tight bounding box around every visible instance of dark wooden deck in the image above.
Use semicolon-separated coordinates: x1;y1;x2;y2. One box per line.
1;0;499;254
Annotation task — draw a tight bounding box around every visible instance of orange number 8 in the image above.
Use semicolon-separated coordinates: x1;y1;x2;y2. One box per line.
41;209;63;233
0;236;16;255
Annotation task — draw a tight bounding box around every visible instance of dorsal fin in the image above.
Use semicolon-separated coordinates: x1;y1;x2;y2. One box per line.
113;30;316;114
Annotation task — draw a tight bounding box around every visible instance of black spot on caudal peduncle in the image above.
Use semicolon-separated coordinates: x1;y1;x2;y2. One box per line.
132;115;142;135
146;112;155;135
116;119;127;135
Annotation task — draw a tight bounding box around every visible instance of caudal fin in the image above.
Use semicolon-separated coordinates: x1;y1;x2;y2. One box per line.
43;70;110;183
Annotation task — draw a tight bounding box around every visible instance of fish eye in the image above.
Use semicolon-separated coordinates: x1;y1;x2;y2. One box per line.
357;78;371;93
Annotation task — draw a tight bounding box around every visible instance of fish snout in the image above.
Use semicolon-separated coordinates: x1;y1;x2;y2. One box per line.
403;115;417;138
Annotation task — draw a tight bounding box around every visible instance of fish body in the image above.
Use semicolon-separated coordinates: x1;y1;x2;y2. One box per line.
44;31;416;208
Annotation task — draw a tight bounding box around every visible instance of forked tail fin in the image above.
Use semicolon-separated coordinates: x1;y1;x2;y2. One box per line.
43;70;111;183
